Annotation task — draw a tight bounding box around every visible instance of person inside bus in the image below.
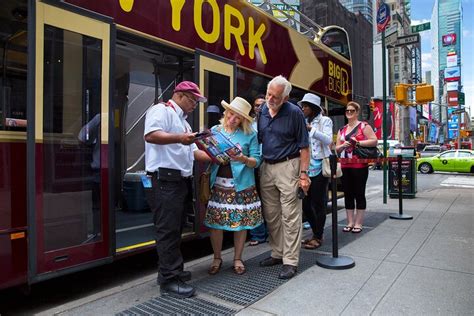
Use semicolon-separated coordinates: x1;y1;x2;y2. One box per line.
144;81;211;299
298;93;333;249
257;76;310;280
78;113;101;241
207;104;221;128
204;96;263;276
335;101;377;233
248;94;268;246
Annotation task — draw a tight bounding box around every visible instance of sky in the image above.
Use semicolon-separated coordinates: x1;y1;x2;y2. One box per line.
410;0;473;117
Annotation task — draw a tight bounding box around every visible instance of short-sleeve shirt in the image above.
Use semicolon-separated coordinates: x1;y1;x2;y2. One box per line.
144;100;197;177
257;102;309;161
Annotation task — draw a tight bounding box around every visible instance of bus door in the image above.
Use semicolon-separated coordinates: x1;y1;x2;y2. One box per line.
195;52;235;230
31;2;112;277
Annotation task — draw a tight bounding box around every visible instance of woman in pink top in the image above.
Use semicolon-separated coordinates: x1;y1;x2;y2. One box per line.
335;102;377;233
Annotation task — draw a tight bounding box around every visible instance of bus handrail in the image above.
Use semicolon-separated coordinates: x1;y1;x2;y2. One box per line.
126;152;145;172
125;79;176;136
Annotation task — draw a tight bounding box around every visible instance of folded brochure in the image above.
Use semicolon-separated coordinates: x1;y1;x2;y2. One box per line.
194;130;241;164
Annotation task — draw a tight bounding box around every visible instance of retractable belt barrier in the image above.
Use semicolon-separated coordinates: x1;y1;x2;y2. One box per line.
337;157;399;164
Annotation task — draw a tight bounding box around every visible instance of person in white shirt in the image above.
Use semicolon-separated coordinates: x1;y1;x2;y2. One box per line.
298;93;333;249
144;81;210;299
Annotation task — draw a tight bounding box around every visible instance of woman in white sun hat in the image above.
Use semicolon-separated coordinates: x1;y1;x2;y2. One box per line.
204;97;263;276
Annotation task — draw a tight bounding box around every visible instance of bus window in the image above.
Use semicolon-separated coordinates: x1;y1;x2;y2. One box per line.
0;1;27;131
320;27;351;61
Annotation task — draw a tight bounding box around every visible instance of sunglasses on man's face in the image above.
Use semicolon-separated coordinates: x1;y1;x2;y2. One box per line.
345;109;356;113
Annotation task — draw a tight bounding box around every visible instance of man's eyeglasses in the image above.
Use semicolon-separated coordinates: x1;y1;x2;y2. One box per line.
184;93;199;105
345;109;356;113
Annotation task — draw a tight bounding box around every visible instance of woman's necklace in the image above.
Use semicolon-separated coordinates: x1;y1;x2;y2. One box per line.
224;126;238;139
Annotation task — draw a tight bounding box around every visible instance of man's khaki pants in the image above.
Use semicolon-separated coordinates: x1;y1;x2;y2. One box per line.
259;158;303;266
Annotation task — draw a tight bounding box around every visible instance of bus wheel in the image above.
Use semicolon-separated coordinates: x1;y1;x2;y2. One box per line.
419;162;433;174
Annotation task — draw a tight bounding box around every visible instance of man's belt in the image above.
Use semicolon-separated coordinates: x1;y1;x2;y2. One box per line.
264;153;300;165
146;171;193;180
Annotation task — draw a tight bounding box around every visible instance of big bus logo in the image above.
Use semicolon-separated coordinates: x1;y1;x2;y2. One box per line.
328;60;349;97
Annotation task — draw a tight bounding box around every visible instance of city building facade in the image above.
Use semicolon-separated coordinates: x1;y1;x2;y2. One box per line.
339;0;374;24
431;0;463;144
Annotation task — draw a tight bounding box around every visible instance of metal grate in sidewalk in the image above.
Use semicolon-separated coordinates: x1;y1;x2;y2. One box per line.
116;296;237;316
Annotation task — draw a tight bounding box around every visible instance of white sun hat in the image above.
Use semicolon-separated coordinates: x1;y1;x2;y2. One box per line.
221;97;253;122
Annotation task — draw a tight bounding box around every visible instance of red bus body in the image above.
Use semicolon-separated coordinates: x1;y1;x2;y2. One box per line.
0;0;351;290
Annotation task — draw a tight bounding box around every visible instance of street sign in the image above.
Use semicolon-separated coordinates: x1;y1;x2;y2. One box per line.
458;92;465;105
411;22;431;33
377;3;391;33
385;32;398;47
374;24;398;42
394;34;420;47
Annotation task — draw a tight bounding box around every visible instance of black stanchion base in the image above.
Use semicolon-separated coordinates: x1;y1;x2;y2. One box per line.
316;255;355;270
389;213;413;220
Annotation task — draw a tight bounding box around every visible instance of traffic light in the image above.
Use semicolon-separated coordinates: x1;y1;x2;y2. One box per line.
416;85;434;103
394;85;408;104
462;130;472;138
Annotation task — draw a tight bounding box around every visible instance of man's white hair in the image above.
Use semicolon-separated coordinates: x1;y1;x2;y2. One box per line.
268;75;292;97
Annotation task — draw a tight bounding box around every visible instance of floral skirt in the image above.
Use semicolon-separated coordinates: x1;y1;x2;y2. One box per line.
204;177;263;231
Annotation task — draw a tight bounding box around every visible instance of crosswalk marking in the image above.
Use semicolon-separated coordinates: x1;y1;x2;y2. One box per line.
440;177;474;188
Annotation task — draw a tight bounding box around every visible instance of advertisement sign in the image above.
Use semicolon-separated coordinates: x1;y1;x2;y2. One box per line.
442;33;457;46
447;91;458;105
444;66;460;82
63;0;352;104
372;99;383;139
409;106;417;132
429;123;438;143
422;103;430;119
446;81;458;91
446;54;457;67
376;3;391;33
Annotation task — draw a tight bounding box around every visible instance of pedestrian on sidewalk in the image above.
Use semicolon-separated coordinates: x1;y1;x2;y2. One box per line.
144;81;211;299
204;97;263;276
299;93;333;249
335;101;377;234
249;94;268;246
257;75;310;279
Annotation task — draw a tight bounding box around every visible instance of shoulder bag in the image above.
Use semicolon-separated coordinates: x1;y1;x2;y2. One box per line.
198;164;211;203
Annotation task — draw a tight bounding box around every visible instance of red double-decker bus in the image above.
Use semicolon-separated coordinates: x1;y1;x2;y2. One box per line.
0;0;352;290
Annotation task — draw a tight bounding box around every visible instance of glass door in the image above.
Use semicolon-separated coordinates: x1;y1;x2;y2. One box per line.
33;2;111;274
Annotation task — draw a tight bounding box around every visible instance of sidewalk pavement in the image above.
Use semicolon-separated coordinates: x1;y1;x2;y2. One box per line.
47;186;474;315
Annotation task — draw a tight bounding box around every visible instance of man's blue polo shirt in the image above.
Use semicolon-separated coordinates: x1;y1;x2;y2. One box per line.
257;102;309;161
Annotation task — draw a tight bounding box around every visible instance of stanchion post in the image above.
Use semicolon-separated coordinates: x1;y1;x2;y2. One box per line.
316;154;355;270
389;154;413;220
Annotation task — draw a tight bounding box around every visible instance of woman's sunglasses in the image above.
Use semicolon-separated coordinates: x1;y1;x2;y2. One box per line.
345;109;356;113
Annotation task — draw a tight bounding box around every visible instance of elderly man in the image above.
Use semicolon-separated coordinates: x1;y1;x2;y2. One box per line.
144;81;210;298
257;76;310;279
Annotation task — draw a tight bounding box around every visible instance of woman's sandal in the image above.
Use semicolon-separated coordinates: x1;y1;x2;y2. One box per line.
249;240;263;246
352;227;363;233
304;238;322;249
342;225;354;232
232;259;246;275
208;258;222;275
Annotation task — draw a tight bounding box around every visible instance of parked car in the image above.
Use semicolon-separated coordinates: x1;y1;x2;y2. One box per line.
419;145;442;158
416;150;474;174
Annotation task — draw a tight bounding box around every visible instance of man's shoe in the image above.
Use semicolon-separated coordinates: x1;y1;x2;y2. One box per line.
179;270;192;282
278;264;297;279
160;279;196;299
157;271;192;284
259;256;283;267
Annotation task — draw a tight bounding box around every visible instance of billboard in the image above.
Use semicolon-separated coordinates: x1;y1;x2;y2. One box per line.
422;103;430;119
442;33;457;46
447;91;458;106
444;66;460;82
446;81;458;91
446;54;457;67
